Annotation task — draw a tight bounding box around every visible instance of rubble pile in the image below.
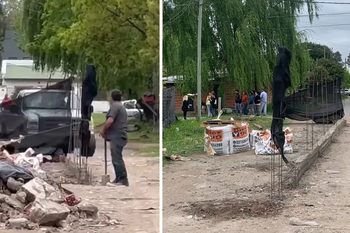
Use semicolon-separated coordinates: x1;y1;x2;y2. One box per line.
0;176;99;230
0;144;120;231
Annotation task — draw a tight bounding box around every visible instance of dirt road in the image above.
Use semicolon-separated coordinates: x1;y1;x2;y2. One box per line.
65;138;160;233
1;138;160;233
163;122;350;233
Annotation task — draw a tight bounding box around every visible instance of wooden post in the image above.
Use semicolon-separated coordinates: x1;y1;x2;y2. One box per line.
218;97;222;113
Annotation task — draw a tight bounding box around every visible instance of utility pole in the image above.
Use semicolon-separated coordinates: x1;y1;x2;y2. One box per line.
196;0;203;120
324;46;326;59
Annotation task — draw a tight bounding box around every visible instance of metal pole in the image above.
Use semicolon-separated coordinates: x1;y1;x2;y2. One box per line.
196;0;203;120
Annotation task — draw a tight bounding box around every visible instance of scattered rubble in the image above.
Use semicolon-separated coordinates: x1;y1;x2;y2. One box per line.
163;148;190;161
289;217;319;226
0;142;121;231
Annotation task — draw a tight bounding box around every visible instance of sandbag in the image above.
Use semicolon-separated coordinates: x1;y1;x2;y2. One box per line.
254;128;293;155
204;123;251;155
231;123;250;153
205;125;233;155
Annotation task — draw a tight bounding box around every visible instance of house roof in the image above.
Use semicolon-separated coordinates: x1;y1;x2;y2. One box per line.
2;60;65;80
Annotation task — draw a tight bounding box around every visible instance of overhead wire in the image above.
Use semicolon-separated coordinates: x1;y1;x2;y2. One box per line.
164;3;193;26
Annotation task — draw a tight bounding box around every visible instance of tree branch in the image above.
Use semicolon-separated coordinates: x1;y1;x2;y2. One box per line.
98;2;146;37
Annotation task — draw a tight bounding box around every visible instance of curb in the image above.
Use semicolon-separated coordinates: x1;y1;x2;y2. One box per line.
284;118;347;188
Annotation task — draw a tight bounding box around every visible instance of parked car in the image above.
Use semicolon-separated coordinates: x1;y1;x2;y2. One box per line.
341;89;350;96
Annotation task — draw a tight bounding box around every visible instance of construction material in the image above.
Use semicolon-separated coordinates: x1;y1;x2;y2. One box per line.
101;139;110;186
204;122;250;155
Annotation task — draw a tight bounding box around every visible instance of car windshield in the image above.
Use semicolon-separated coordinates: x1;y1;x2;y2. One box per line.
22;91;69;109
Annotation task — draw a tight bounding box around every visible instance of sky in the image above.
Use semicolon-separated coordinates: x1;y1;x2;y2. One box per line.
297;1;350;62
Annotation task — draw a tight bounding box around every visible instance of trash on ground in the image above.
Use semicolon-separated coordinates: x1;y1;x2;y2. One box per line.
162;149;190;161
325;170;341;174
204;134;216;156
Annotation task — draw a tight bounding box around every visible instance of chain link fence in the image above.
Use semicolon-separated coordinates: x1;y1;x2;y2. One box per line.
163;87;176;128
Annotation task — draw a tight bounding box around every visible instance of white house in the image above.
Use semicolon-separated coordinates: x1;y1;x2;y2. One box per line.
1;60;68;96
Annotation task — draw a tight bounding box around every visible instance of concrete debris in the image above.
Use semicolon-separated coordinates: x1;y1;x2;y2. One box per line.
29;198;70;226
0;145;120;231
6;218;31;229
7;177;24;193
15;191;27;204
0;193;24;211
0;213;6;222
77;203;99;218
289;217;319;226
22;177;64;203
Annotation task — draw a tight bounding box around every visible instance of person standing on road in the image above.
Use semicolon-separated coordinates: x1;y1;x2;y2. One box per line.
101;90;129;187
210;91;216;117
181;95;189;119
249;90;255;116
260;89;267;116
206;93;212;117
235;89;242;115
254;91;261;116
242;91;249;116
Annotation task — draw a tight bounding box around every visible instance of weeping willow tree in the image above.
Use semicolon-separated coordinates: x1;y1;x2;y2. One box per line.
16;0;159;97
163;0;319;97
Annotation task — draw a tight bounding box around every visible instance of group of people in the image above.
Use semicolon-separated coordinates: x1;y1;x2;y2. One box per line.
180;88;268;119
235;89;267;116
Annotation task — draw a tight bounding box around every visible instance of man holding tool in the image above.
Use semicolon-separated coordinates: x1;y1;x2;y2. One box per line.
100;89;129;186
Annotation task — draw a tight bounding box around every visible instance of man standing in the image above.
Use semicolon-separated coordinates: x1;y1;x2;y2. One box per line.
260;89;267;116
235;89;242;115
210;91;216;117
101;90;129;186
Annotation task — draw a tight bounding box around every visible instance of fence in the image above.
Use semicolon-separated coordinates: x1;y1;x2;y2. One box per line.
269;78;345;200
163;86;176;128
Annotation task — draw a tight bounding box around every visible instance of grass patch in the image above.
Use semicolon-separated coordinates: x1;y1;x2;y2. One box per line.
138;146;159;157
92;113;106;126
163;115;288;159
128;122;159;143
93;113;159;143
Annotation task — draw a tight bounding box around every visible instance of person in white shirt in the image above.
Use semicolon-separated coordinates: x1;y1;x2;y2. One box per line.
260;89;267;116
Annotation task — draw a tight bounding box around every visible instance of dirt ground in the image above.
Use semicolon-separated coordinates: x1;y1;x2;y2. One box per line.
1;137;160;233
163;121;349;233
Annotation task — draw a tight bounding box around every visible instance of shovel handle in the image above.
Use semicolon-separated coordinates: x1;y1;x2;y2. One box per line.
104;139;107;175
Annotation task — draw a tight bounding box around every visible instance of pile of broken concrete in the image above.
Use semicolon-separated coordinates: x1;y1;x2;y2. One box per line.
0;176;114;231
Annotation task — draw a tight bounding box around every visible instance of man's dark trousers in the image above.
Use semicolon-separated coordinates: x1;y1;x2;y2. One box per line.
110;138;128;180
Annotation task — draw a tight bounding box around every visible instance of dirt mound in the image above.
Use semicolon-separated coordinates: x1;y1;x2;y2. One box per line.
184;198;283;222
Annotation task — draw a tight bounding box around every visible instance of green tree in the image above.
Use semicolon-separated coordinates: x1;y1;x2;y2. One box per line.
17;0;159;98
343;69;350;88
304;42;332;60
307;66;329;84
315;58;344;79
163;0;318;97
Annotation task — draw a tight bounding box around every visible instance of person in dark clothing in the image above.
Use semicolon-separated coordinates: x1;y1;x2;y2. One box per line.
249;90;255;115
210;91;216;117
182;95;189;119
235;89;242;115
254;91;261;116
101;90;129;186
